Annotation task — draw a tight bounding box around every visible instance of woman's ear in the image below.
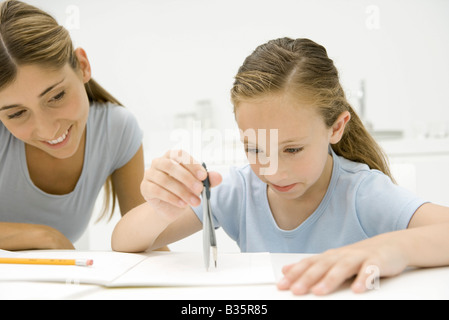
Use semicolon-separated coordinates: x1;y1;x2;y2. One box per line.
329;111;351;144
74;47;91;84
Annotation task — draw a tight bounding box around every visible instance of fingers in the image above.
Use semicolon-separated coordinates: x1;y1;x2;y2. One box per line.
165;150;223;188
142;166;200;208
141;150;222;209
208;171;223;188
278;252;370;296
165;150;207;181
351;261;381;293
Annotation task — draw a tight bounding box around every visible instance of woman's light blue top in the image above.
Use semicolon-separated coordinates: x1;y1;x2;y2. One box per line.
0;103;143;242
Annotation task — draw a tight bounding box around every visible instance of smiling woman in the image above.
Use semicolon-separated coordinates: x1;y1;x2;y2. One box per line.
0;0;151;250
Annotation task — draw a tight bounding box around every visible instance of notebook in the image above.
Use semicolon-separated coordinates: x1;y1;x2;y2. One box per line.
0;250;276;287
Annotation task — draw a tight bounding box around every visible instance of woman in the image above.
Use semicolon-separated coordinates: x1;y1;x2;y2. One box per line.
0;0;147;250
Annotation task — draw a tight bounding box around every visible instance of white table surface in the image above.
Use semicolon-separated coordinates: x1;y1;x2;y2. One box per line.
0;252;448;300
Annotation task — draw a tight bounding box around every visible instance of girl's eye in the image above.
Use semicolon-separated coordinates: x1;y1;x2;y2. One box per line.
245;148;261;154
49;90;66;102
284;147;303;154
7;110;26;119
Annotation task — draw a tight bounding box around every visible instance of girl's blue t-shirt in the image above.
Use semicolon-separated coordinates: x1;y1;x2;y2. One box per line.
193;150;427;253
0;103;143;243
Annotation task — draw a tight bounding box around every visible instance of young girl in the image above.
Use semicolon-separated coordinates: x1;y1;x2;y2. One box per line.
0;0;148;250
112;38;449;295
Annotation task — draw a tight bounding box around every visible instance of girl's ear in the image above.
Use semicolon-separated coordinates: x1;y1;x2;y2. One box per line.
74;47;92;84
329;111;351;144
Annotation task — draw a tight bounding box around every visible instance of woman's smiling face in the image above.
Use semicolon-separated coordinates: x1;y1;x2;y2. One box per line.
0;49;91;159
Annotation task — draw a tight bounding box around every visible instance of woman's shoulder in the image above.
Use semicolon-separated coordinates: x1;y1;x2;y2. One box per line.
88;101;143;169
0;122;7;138
88;102;140;134
89;101;133;121
0;122;15;155
0;122;11;137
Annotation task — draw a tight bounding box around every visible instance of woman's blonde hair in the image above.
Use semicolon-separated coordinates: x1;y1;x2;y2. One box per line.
231;37;394;181
0;0;119;220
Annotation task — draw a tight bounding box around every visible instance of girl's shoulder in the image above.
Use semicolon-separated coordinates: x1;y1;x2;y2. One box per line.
334;154;425;236
332;153;403;203
336;154;388;186
337;155;373;175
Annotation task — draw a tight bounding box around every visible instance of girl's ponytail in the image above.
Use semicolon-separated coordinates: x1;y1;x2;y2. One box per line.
332;104;394;181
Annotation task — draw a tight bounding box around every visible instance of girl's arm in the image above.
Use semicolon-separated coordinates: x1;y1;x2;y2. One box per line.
111;145;171;251
278;202;449;295
111;150;222;252
402;203;449;267
0;222;74;250
111;202;202;252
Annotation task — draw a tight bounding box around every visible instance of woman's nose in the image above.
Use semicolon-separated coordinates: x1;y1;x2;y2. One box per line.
32;112;60;140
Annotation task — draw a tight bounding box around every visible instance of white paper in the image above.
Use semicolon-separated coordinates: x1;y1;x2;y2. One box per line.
109;252;276;287
0;249;20;257
0;251;276;288
0;250;148;285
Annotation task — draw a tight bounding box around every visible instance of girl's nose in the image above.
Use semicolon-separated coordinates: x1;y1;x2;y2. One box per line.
270;169;289;182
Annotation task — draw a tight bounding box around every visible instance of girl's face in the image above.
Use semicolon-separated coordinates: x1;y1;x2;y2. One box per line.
0;49;91;160
236;93;348;201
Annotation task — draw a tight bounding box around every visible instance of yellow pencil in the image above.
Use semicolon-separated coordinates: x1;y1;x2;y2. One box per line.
0;257;93;267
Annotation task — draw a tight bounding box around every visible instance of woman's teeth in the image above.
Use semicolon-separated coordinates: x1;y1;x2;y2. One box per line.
47;128;69;145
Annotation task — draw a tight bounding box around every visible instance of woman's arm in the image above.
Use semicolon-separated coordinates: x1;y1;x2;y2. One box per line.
111;145;146;216
0;222;74;250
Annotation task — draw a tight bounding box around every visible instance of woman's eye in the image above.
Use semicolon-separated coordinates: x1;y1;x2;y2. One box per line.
284;147;303;154
7;110;26;119
50;90;66;102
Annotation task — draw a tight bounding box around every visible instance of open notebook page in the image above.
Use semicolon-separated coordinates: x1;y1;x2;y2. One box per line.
109;252;275;287
0;251;276;287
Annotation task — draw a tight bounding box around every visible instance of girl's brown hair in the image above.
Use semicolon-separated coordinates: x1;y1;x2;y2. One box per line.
0;0;119;220
231;37;394;181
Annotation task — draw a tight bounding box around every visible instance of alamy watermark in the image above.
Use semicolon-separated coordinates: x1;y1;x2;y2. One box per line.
65;5;81;30
365;265;381;290
169;121;279;175
365;4;381;30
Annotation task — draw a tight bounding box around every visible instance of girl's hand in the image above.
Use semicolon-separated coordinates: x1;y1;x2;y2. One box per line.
141;150;222;221
277;233;409;295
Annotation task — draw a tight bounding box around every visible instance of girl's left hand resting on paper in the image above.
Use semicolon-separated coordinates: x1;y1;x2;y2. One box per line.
111;150;222;253
278;202;449;295
277;231;408;295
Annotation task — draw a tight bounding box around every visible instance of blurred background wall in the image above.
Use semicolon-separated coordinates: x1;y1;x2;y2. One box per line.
21;0;449;250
